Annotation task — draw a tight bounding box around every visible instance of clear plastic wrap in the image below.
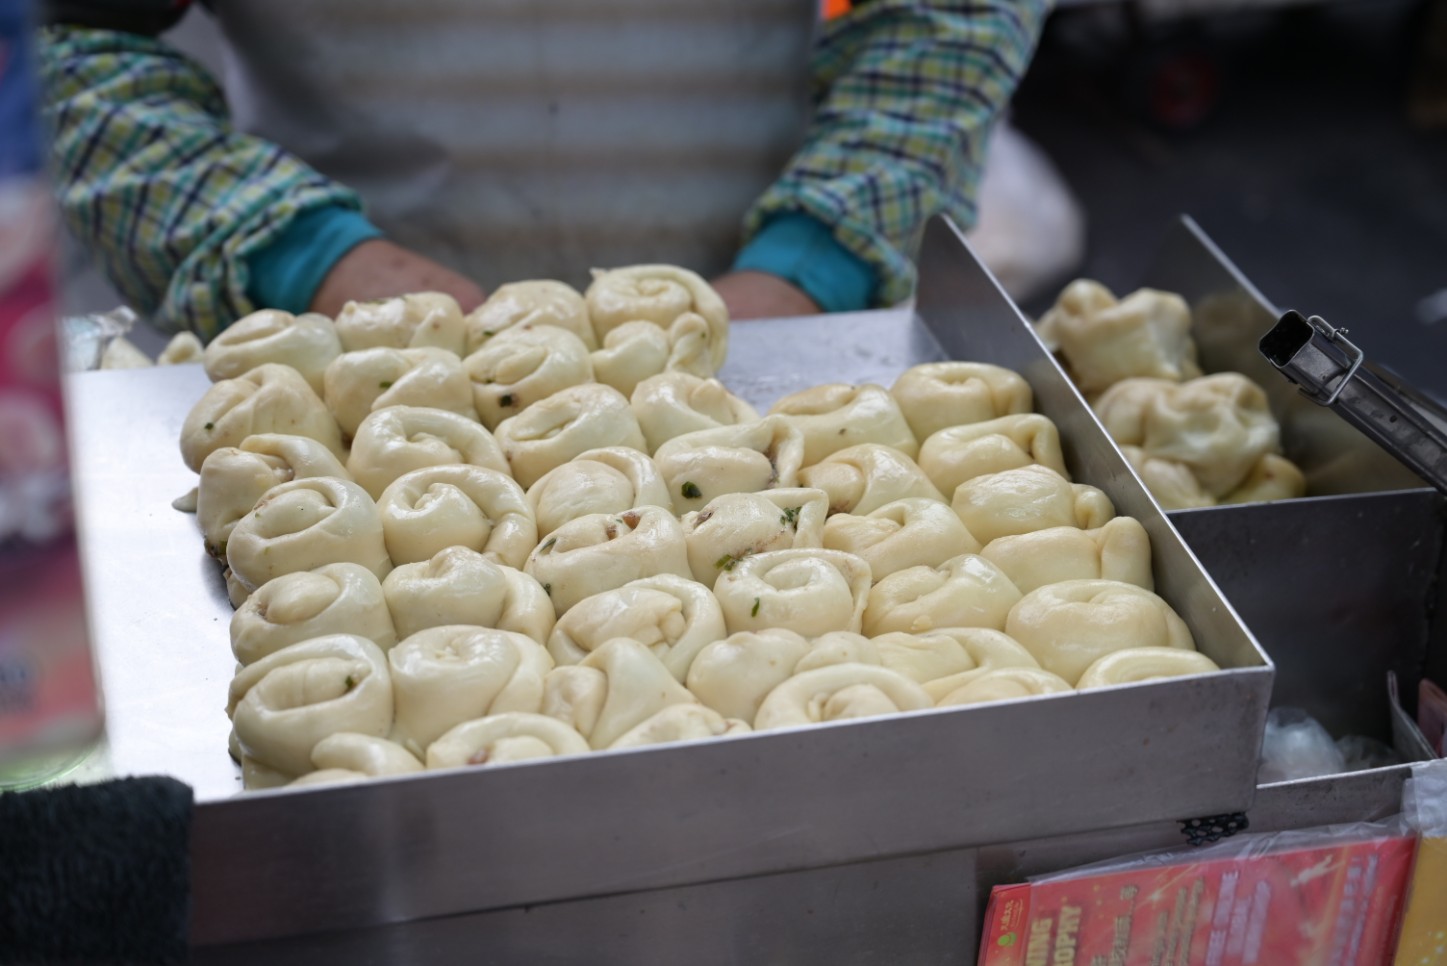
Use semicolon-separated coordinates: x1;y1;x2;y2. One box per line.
1257;706;1346;783
62;306;139;372
1258;707;1405;784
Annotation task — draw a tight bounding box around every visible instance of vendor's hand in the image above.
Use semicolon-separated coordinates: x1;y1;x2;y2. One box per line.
310;239;487;317
710;271;820;321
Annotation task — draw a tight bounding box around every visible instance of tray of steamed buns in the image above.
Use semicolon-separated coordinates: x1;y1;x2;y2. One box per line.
89;221;1278;938
1072;215;1425;501
172;228;1270;810
1034;278;1307;511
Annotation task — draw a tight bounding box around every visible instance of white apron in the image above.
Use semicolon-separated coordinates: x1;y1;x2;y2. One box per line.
210;0;818;292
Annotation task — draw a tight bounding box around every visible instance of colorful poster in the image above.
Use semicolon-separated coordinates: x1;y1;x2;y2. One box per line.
980;835;1417;966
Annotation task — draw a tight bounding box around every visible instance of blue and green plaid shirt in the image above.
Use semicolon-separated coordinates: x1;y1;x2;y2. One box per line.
41;1;1049;339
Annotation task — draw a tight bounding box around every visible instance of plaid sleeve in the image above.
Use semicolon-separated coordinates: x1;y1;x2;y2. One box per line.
743;0;1052;307
39;25;368;340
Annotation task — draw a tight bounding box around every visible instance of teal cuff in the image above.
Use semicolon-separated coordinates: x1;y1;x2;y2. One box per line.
733;212;877;314
244;206;383;315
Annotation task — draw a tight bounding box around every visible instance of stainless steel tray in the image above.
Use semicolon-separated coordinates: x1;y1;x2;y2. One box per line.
187;763;1409;966
67;215;1272;949
1126;218;1441;790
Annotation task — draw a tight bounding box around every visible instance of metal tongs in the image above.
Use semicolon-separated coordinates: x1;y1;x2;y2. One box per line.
1260;310;1447;494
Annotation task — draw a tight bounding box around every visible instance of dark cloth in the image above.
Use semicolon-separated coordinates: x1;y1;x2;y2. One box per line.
0;776;193;965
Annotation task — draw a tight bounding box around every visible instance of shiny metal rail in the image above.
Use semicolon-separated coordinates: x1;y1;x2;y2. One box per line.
1261;310;1447;493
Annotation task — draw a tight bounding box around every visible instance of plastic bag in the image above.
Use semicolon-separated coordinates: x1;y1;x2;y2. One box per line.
62;305;139;372
1258;706;1346;783
965;119;1086;305
1337;734;1404;773
62;306;203;371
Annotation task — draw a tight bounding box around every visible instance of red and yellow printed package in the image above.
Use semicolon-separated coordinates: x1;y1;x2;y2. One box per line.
980;826;1417;966
0;2;104;785
1394;761;1447;966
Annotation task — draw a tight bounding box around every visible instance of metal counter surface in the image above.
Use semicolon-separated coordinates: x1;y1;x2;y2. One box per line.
66;218;1273;948
68;363;242;798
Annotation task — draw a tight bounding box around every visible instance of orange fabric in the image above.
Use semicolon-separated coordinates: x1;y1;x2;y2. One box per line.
822;0;851;18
